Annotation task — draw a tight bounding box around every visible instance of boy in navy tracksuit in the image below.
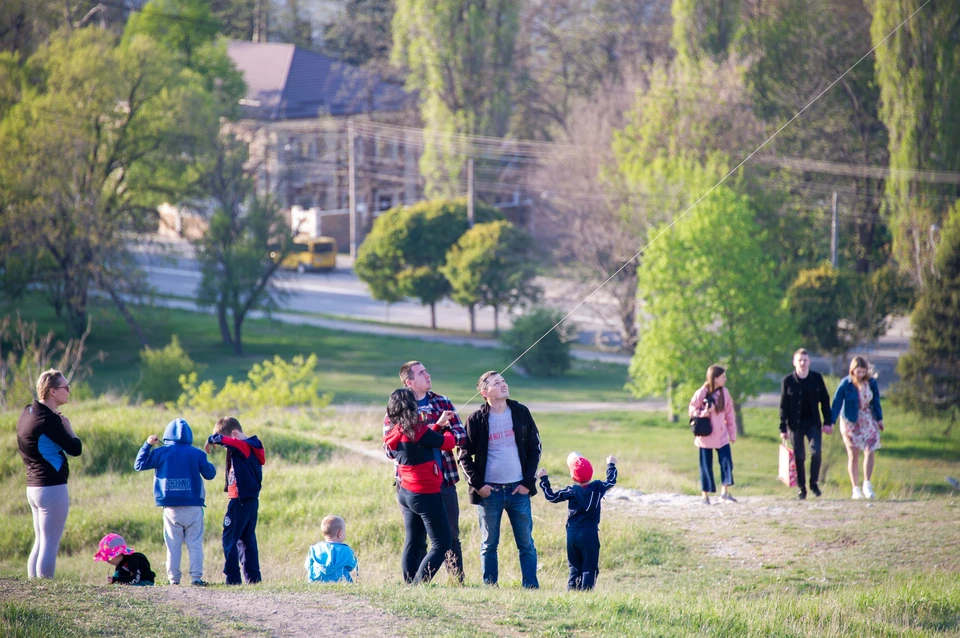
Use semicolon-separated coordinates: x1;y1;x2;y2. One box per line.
135;418;216;586
537;452;618;590
204;416;265;585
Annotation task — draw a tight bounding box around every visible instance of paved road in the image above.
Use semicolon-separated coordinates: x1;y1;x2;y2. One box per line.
133;236;911;385
134;237;629;344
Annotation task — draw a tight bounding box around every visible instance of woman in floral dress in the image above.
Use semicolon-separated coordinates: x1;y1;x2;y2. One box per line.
831;356;884;499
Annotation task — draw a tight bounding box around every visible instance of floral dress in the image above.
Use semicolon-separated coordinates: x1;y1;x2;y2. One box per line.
840;383;881;451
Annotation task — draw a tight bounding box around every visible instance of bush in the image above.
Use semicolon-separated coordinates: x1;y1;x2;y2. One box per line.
138;336;201;403
502;309;576;377
177;353;332;413
0;314;104;411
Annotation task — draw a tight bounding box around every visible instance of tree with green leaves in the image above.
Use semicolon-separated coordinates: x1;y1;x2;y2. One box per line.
628;182;795;434
671;0;743;66
786;264;851;367
441;220;540;334
355;198;501;328
871;0;960;287
743;0;889;277
392;0;519;195
894;203;960;431
193;134;294;355
323;0;394;67
0;26;223;342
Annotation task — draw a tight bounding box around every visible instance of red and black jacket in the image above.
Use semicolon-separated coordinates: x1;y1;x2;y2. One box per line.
383;423;456;494
208;434;265;499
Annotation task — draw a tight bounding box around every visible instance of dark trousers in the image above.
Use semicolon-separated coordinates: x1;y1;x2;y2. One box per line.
788;422;823;490
397;483;463;583
222;497;261;585
397;486;451;584
566;526;600;590
699;445;734;493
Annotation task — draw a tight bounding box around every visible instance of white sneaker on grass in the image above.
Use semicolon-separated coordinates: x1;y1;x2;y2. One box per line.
852;486;864;500
863;480;875;499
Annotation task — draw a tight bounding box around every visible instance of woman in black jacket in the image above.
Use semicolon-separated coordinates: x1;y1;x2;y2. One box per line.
16;369;82;579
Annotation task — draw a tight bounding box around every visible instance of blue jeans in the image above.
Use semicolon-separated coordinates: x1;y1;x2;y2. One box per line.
477;483;538;588
699;445;734;493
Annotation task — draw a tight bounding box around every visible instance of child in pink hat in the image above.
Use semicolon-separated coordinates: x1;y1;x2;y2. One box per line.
94;533;156;586
536;452;618;590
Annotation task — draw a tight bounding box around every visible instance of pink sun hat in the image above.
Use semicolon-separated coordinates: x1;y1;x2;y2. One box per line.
94;533;135;562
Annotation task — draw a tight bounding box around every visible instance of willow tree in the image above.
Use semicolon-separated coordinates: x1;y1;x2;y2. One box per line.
392;0;519;195
871;0;960;286
894;202;960;431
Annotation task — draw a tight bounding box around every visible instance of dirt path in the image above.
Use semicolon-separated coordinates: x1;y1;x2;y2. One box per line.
136;585;411;637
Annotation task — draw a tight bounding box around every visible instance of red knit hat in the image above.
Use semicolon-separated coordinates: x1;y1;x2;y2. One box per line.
567;452;593;483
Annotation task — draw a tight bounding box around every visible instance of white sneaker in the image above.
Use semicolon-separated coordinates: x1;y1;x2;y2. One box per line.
852;486;864;500
863;481;875;499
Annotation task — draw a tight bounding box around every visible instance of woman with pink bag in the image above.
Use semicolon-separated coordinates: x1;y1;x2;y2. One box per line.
689;365;738;505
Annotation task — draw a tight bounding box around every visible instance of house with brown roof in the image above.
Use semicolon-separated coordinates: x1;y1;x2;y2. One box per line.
226;40;420;251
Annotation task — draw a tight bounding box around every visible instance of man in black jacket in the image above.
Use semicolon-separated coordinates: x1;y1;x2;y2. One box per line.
780;349;834;499
458;371;541;588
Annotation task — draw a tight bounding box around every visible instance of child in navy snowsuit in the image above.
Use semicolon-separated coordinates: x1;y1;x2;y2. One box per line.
537;452;618;590
205;416;265;585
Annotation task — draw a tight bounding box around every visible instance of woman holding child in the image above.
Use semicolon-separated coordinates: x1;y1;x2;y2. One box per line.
689;365;738;505
16;369;83;579
383;388;456;584
831;356;884;500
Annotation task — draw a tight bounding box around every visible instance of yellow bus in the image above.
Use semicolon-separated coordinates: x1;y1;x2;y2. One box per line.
272;236;337;273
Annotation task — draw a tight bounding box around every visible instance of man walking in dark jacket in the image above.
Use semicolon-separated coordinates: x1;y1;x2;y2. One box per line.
780;349;834;499
459;371;541;588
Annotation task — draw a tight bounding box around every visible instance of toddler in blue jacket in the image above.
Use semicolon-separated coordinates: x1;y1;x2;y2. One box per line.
305;515;358;583
135;418;216;586
537;452;618;590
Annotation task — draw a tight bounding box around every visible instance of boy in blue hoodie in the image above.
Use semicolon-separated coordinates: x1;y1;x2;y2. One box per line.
536;452;618;590
305;515;358;583
204;416;265;585
135;418;217;586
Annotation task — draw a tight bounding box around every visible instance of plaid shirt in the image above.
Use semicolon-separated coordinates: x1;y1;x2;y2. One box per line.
383;391;465;486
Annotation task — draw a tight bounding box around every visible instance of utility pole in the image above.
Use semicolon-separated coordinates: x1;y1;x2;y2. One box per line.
467;156;475;227
348;120;357;259
831;191;839;268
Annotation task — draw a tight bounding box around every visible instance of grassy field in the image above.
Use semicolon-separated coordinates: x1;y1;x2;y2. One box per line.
0;296;630;406
1;399;959;636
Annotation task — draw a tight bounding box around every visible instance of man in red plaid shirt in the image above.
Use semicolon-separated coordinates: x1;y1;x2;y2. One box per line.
383;361;466;582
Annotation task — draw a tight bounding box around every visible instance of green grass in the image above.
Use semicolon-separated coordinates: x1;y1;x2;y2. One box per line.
2;399;959;635
0;580;226;637
0;295;630;405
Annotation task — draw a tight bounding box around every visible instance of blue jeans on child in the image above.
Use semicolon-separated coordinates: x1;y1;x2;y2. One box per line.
566;526;600;590
222;497;261;585
699;445;734;493
477;482;539;588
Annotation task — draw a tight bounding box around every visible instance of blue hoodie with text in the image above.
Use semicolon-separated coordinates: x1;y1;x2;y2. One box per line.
135;419;216;507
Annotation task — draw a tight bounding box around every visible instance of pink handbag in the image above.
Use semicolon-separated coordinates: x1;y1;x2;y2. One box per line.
778;443;797;487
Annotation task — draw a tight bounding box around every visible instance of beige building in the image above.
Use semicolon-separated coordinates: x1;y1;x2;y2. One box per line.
225;40;420;252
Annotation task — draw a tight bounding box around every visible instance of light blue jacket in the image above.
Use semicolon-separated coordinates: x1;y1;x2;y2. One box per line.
305;541;357;583
134;419;216;507
831;376;883;425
